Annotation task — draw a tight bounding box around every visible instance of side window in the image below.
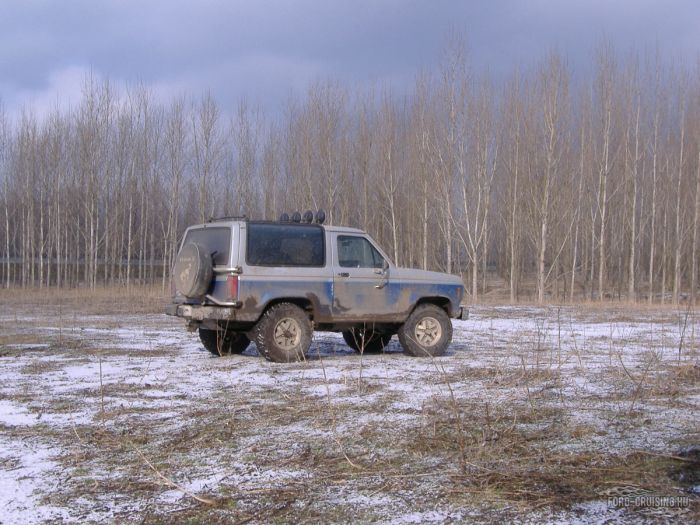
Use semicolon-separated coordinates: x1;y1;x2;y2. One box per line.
337;236;384;269
247;223;324;267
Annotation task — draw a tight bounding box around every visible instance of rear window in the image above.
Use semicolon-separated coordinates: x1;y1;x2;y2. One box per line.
247;223;324;267
182;227;231;266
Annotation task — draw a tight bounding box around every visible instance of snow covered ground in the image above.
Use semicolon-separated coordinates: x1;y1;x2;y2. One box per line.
0;304;698;524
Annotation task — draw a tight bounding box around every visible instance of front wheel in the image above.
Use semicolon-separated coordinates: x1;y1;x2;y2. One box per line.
199;329;250;356
398;304;452;357
254;303;313;362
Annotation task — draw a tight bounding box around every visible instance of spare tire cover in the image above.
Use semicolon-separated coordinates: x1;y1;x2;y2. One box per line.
173;242;213;297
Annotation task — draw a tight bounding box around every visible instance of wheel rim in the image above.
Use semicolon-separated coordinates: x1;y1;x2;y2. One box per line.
414;316;442;347
273;317;301;348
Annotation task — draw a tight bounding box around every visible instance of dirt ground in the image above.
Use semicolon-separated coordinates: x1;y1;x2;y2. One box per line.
0;294;698;524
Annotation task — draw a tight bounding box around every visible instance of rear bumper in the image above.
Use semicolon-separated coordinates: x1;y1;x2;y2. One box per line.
456;304;469;320
166;303;239;322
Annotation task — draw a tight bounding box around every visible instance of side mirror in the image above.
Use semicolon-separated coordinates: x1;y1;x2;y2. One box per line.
375;259;390;288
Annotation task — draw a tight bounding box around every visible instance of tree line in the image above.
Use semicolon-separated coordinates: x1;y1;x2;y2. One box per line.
2;43;700;304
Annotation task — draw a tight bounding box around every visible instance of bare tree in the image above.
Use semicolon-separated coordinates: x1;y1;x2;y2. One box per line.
0;42;699;304
594;44;618;301
377;92;402;265
524;52;570;303
0;100;10;288
192;93;225;223
622;59;642;301
502;72;524;302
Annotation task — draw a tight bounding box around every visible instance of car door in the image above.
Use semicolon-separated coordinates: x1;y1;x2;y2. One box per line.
331;234;396;320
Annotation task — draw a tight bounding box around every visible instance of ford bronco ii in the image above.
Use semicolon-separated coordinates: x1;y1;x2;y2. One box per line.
166;213;468;362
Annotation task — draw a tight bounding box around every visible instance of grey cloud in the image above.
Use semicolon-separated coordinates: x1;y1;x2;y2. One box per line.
1;0;699;116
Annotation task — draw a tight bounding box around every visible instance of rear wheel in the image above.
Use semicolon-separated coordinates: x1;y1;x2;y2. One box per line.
342;327;393;354
398;304;452;357
199;329;250;356
254;303;312;362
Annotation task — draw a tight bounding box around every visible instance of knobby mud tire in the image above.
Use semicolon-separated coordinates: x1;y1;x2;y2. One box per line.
398;304;452;357
199;329;250;356
254;303;312;363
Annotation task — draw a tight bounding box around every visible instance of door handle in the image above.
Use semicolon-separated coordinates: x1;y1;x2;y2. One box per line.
337;272;349;277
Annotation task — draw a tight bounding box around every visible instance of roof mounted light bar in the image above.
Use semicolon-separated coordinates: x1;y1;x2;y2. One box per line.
278;209;326;224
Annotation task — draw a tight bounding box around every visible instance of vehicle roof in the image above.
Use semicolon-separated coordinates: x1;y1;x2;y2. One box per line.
323;225;365;234
190;220;366;235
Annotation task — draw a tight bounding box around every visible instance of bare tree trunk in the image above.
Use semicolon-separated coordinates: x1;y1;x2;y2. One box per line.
3;173;9;288
661;201;668;304
594;45;617;302
691;149;700;305
38;184;44;288
481;215;488;294
570;125;586;302
647;87;661;304
93;211;99;288
628;96;640;302
3;192;8;288
672;115;685;304
126;191;133;291
597;119;610;301
509;137;519;303
537;185;549;304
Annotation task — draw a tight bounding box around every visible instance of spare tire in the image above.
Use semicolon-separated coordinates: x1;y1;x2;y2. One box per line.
173;242;213;297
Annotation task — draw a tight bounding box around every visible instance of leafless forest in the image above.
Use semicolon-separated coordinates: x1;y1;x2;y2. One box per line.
2;43;700;304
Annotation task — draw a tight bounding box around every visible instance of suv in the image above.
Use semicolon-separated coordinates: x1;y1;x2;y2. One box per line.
166;215;468;362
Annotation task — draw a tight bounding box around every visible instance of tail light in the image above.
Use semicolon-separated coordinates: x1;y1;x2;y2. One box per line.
227;274;239;302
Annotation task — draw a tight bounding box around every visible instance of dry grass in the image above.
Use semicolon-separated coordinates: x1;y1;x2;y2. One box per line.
0;285;168;314
0;293;698;523
2;283;697;313
409;396;695;511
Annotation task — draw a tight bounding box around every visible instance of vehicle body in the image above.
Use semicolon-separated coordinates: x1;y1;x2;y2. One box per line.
166;216;468;362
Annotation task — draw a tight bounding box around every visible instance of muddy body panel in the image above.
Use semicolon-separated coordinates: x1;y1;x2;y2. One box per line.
237;276;335;323
331;279;463;322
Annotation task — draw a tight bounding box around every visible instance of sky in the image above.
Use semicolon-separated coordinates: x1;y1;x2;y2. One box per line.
1;0;699;119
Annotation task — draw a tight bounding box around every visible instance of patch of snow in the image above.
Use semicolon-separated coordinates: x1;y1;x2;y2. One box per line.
5;343;50;349
0;437;71;523
382;509;464;524
0;306;697;523
0;399;40;426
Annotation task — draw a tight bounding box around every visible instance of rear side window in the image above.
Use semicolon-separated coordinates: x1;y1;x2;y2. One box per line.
247;223;324;267
182;227;231;266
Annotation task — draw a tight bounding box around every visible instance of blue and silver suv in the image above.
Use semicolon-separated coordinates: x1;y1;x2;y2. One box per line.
166;215;467;362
